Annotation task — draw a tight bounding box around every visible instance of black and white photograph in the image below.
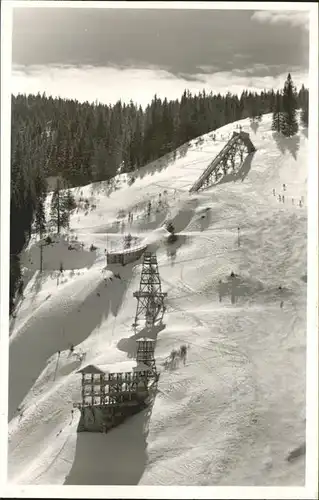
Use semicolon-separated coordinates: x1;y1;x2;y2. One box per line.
1;1;318;497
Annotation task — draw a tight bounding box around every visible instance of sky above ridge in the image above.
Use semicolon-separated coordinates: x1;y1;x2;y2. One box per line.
12;6;310;108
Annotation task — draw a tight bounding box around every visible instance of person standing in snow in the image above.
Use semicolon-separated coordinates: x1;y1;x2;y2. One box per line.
282;195;285;203
273;188;276;196
292;198;294;205
283;183;286;191
278;286;284;308
218;280;223;302
180;344;188;365
278;194;281;202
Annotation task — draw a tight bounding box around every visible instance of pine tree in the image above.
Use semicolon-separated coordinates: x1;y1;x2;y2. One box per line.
301;98;309;127
64;188;76;212
50;180;69;233
50;185;61;233
34;197;46;237
281;73;299;137
271;92;283;132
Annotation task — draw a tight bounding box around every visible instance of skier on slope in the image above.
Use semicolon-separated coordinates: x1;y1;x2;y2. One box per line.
278;194;281;202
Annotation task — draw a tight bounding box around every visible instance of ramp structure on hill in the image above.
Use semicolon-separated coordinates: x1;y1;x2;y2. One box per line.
133;252;167;329
189;131;256;193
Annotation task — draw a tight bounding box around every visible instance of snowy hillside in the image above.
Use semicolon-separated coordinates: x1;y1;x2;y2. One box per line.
8;114;307;486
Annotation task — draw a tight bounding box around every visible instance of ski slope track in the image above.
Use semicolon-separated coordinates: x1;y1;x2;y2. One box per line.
8;114;307;486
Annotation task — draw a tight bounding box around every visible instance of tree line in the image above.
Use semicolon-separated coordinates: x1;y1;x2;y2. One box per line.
10;76;309;313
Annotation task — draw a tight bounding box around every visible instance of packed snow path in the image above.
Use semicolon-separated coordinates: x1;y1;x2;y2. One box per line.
8;115;307;486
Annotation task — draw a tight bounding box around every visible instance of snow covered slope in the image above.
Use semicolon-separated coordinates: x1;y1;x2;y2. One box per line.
8;114;307;486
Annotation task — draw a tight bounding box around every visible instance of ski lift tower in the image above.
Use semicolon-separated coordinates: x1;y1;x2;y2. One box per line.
136;337;157;376
133;252;167;329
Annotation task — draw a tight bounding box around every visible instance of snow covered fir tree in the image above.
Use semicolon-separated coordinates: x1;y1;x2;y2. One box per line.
281;73;299;137
50;182;76;234
271;73;302;137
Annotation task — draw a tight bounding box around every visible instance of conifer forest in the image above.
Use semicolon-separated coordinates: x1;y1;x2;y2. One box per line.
10;75;308;313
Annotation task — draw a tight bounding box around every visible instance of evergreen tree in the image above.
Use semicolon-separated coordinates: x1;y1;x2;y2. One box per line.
281;73;299;137
271;92;283;132
64;188;76;212
10;254;21;313
61;188;76;229
50;182;65;233
301;98;309;127
34;197;46;237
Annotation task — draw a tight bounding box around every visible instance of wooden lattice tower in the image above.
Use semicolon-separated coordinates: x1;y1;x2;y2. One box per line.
189;131;256;193
136;337;156;375
133;252;167;328
76;365;151;409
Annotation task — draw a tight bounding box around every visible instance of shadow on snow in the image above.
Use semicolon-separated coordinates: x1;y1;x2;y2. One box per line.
65;322;164;485
272;132;301;160
8;262;136;421
64;404;153;485
215;152;254;187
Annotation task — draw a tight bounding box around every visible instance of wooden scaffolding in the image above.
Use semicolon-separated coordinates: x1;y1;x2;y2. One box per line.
189;131;256;193
74;336;157;432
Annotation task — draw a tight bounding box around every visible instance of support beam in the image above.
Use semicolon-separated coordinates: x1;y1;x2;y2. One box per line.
189;130;256;193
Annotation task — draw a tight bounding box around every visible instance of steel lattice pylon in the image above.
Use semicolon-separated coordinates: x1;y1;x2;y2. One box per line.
133;252;167;329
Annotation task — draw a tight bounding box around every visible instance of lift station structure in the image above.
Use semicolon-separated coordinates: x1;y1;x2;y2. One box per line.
133;252;167;329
